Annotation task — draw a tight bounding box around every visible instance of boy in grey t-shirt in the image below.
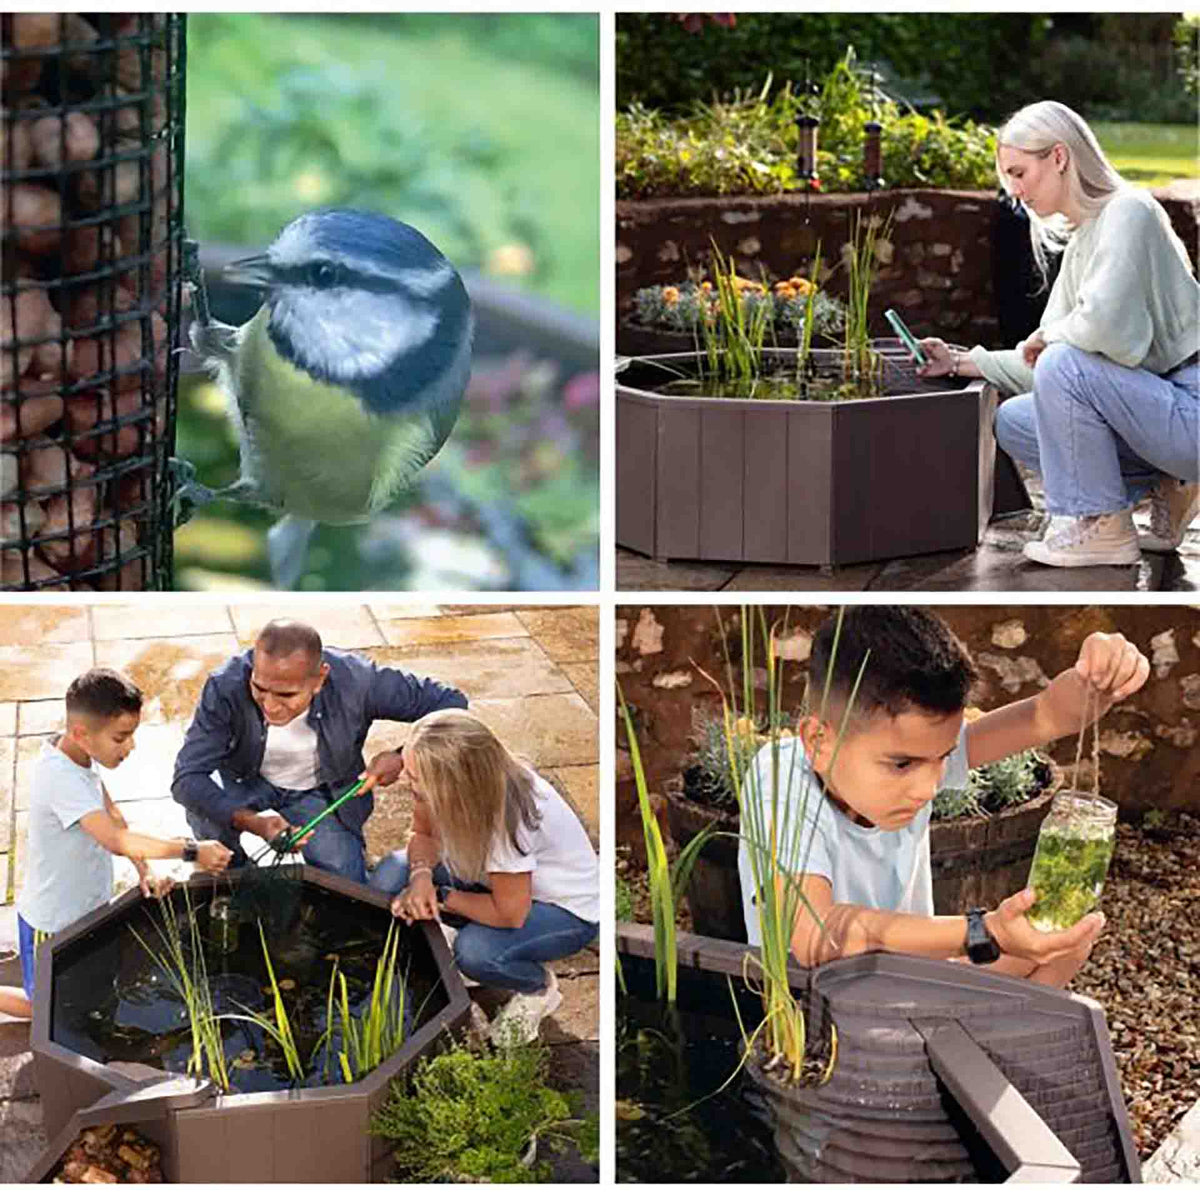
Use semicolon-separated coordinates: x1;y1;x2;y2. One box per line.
0;670;232;1020
737;607;1148;988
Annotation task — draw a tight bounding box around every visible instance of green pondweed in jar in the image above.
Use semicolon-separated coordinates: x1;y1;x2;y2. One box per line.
1026;790;1117;933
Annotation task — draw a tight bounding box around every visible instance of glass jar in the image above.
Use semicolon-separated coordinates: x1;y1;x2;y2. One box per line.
208;895;239;954
1026;790;1117;933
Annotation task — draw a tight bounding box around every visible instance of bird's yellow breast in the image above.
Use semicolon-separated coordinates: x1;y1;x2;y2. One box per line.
235;308;435;524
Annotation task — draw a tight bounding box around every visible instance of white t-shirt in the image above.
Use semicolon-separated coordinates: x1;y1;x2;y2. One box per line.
738;726;969;947
259;709;320;791
482;772;599;924
17;738;114;933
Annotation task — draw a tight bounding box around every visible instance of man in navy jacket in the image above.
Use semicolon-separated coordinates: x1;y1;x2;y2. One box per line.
172;618;467;883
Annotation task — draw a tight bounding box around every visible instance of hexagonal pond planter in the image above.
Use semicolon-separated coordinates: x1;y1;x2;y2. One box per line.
29;866;471;1183
617;924;1142;1184
616;346;1007;568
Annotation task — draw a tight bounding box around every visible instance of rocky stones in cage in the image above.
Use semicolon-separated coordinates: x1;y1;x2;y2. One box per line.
2;13;183;590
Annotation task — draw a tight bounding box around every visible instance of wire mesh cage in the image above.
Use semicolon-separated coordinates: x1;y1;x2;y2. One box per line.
2;13;186;590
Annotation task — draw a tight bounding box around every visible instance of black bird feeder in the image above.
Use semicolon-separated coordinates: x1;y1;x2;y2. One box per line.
862;64;884;191
1;13;187;591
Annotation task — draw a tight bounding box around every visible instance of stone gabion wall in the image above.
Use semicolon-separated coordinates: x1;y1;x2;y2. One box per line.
615;604;1200;852
616;187;1199;352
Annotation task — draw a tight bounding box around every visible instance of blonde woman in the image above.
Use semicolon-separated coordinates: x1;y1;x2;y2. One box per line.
369;711;599;1044
916;100;1199;568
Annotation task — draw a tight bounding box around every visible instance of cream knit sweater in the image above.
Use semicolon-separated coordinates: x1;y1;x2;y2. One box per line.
970;187;1199;395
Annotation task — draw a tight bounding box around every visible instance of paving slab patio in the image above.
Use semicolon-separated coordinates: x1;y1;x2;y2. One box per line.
618;501;1200;593
0;603;598;1184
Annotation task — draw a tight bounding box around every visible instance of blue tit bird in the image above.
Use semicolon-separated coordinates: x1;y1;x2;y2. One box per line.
176;208;473;588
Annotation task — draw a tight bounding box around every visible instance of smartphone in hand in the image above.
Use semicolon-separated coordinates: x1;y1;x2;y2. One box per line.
884;308;928;366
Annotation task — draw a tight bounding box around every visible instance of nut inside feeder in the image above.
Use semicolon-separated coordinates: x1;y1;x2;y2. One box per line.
1;13;186;590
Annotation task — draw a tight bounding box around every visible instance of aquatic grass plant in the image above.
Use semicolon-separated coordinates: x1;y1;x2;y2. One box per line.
130;890;231;1091
618;682;714;1006
841;209;892;389
315;919;411;1083
696;242;773;386
220;921;305;1082
795;242;823;381
706;606;867;1085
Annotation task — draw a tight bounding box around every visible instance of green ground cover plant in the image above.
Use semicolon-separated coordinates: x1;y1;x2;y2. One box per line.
371;1039;599;1182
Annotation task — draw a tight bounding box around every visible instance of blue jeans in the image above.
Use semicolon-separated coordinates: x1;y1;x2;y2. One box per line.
370;851;598;994
186;776;366;884
995;344;1199;516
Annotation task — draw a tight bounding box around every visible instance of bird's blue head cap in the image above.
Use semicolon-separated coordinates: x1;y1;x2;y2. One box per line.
225;208;473;419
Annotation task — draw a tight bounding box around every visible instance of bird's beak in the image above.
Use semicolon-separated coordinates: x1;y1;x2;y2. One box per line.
221;253;275;289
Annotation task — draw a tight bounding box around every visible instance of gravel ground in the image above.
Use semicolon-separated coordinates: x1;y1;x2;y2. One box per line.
619;811;1200;1161
1073;813;1200;1160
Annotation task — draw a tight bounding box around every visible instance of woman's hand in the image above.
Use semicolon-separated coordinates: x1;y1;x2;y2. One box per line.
986;888;1105;966
391;874;439;924
915;337;956;378
1021;330;1047;367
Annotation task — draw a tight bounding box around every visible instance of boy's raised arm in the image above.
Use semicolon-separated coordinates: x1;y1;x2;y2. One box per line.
965;631;1149;769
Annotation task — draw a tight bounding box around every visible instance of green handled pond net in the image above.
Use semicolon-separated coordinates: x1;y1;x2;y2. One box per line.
229;779;366;931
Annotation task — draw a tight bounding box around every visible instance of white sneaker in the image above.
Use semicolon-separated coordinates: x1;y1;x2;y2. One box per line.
1140;477;1200;552
488;970;562;1046
1022;510;1141;567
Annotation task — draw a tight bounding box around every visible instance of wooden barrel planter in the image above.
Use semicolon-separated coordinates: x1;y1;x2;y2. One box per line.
930;762;1064;916
669;781;746;945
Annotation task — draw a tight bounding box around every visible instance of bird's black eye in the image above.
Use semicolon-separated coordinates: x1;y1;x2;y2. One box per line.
308;262;340;289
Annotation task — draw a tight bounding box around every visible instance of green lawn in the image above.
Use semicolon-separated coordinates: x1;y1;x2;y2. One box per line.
184;14;599;316
1092;122;1199;188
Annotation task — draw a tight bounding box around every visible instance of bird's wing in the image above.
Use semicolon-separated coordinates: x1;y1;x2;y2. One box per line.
367;412;447;515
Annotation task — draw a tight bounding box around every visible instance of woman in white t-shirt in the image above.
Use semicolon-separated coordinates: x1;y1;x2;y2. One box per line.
369;710;599;1044
916;100;1199;569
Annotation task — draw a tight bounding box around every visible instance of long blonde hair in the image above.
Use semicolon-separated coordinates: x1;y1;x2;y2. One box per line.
996;100;1126;285
406;710;542;883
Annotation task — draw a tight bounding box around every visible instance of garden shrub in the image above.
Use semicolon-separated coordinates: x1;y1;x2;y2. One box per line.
616;50;997;200
616;13;1046;118
1024;33;1197;124
370;1040;598;1183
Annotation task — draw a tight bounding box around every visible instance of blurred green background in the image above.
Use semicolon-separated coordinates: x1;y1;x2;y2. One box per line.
174;13;599;591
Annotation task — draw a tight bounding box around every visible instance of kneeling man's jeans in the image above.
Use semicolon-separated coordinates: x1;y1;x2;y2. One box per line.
186;776;366;884
370;850;598;994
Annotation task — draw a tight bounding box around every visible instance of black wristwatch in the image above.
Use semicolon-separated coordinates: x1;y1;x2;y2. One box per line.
181;838;199;864
965;906;1000;964
436;884;453;907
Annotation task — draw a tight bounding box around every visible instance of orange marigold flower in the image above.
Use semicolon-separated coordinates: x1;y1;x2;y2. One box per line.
699;281;712;292
662;286;681;305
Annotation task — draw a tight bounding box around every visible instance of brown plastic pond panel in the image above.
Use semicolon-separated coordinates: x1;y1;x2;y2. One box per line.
615;347;1000;568
617;925;1140;1185
30;867;471;1183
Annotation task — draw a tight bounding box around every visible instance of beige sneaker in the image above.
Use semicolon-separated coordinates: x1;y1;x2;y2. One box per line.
488;969;562;1046
1023;510;1141;567
1140;478;1200;553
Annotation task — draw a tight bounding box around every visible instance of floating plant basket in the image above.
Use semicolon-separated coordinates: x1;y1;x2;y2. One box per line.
30;866;471;1183
617;923;1140;1184
616;344;1002;568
